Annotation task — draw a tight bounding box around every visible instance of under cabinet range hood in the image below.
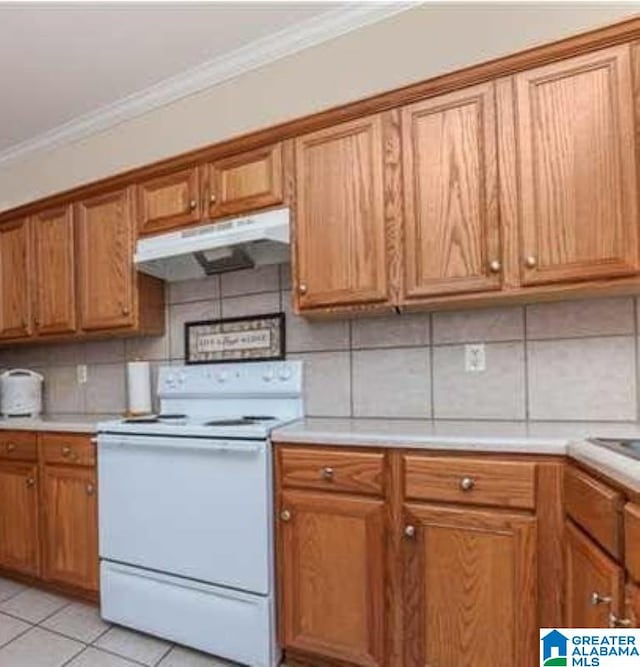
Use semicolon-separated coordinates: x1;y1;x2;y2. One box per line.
135;207;290;281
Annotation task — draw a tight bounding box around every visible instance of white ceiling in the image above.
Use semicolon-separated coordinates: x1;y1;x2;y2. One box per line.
0;2;407;157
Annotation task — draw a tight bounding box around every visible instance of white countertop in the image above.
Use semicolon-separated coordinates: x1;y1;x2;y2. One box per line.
272;418;640;490
0;415;113;434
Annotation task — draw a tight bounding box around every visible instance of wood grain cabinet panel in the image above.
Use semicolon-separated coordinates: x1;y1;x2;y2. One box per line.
513;44;639;285
137;166;200;236
0;461;39;576
31;205;76;336
565;520;624;627
205;143;283;220
625;503;640;583
403;503;537;667
401;82;502;300
278;489;386;667
42;465;98;592
293;115;389;310
625;583;640;627
0;218;31;340
76;187;135;331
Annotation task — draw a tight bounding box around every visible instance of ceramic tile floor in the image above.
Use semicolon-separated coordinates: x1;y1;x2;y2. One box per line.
0;577;248;667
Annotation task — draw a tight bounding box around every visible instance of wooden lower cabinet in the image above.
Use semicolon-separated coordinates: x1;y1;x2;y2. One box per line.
0;461;39;576
278;489;386;667
42;465;98;592
565;519;624;627
403;503;537;667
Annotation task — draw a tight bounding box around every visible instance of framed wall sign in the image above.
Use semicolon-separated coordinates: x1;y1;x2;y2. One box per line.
185;312;285;364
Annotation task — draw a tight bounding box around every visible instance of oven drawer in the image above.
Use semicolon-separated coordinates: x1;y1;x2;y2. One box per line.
0;432;37;461
403;454;536;510
278;446;384;496
41;433;96;466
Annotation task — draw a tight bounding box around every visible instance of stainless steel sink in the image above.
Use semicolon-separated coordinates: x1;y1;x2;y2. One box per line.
588;437;640;460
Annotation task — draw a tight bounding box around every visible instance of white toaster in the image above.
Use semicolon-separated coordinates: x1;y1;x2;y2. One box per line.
0;369;44;418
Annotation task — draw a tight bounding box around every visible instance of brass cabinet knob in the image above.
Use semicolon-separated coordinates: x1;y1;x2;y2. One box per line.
321;467;334;481
524;256;537;269
7;443;16;452
591;591;612;606
489;260;501;273
86;484;95;496
62;445;71;457
609;613;632;628
90;437;98;445
210;193;217;204
26;477;35;488
404;525;416;539
280;509;291;522
121;304;130;316
188;199;197;211
298;283;308;295
459;476;475;492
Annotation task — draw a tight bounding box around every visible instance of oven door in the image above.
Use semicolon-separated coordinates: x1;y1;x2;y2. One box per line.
98;433;272;595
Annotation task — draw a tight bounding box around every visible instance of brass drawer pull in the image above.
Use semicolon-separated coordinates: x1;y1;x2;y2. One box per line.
280;509;291;522
62;445;71;457
609;613;632;628
321;467;334;481
404;525;416;539
459;476;475;491
591;591;612;606
86;484;95;495
26;477;35;488
7;443;16;452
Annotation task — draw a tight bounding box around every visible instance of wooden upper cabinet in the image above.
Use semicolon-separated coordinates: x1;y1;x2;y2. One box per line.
403;503;536;667
42;465;98;593
401;82;501;300
294;115;389;310
137;166;200;236
565;519;624;627
32;205;76;336
278;489;386;666
205;143;284;220
76;187;135;331
512;44;639;285
0;461;39;576
0;218;31;340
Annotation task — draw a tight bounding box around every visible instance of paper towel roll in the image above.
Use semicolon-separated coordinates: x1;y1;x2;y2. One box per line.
127;361;152;416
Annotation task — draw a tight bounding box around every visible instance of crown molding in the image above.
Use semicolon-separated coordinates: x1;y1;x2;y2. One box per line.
0;2;416;168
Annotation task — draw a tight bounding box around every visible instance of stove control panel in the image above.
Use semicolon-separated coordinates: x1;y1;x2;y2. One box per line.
158;361;303;397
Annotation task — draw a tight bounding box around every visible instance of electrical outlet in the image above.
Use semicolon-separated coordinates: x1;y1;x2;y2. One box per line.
465;344;486;372
77;364;88;384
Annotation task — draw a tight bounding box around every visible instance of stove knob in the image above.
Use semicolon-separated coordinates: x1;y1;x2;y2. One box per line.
262;368;275;383
216;371;229;383
278;365;293;381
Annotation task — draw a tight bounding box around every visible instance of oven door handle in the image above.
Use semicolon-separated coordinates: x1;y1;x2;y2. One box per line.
97;435;263;455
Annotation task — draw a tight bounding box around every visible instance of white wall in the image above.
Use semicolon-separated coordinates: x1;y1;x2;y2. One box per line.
0;2;638;211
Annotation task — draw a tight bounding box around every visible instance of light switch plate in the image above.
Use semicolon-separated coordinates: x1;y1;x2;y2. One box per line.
465;344;486;372
77;364;88;384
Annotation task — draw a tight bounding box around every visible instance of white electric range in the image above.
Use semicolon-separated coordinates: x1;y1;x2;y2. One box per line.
97;360;303;667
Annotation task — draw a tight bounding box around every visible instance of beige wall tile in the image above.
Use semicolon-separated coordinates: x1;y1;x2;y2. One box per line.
283;291;349;353
352;313;430;349
433;342;526;419
280;263;292;291
46;343;86;367
126;310;170;362
85;340;125;364
220;265;280;297
527;297;635;340
353;348;431;418
528;336;637;421
221;292;280;319
289;351;351;417
85;364;126;414
169;300;221;360
168;276;219;305
44;366;84;414
432;306;524;344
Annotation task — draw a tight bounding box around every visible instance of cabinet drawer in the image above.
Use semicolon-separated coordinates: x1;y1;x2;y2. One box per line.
565;466;622;559
278;446;384;496
0;432;37;461
625;504;640;583
403;455;536;510
41;433;96;466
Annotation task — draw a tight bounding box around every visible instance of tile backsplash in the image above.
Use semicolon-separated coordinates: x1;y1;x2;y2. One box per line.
1;264;639;423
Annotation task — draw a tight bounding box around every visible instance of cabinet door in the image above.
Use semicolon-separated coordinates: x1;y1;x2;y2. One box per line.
565;520;624;627
403;503;536;667
294;115;389;310
42;465;98;592
137;166;200;236
625;583;640;627
205;144;283;220
76;187;135;331
514;44;639;285
401;82;501;299
0;461;39;575
32;205;76;335
0;218;31;339
278;489;385;666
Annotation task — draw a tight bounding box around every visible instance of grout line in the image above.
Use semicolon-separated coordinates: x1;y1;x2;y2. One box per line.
634;297;640;424
348;321;354;418
0;617;34;650
153;642;175;666
428;313;435;419
523;305;530;421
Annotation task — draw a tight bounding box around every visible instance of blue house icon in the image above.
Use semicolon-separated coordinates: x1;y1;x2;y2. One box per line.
542;630;568;661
